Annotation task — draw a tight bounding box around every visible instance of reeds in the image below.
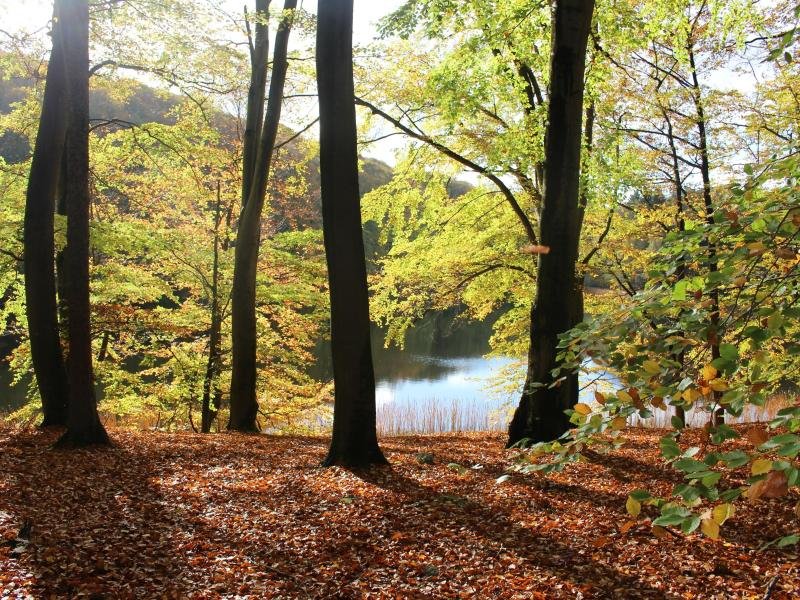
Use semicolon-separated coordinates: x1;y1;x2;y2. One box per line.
376;398;508;436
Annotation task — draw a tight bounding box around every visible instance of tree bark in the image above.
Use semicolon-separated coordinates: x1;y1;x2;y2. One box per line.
317;0;387;467
24;0;69;427
202;183;223;433
687;37;723;426
664;106;687;426
507;0;595;447
56;0;109;447
241;0;270;210
229;0;297;432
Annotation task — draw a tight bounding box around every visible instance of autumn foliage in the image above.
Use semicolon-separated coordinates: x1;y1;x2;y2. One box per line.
1;426;798;598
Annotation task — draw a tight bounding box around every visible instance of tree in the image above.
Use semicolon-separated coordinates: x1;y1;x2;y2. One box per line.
506;0;596;445
201;182;224;433
24;0;69;427
317;0;387;467
356;0;602;445
229;0;298;432
56;0;109;446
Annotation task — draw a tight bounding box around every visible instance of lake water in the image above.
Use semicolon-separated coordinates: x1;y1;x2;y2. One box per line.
310;314;521;434
2;313;785;432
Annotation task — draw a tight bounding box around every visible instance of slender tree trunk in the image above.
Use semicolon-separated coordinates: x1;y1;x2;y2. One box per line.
56;0;109;447
24;0;69;427
318;0;387;467
687;39;723;426
664;107;687;426
507;0;595;447
202;184;223;433
228;0;297;432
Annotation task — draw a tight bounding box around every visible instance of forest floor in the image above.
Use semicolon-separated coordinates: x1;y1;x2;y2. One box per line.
0;427;798;599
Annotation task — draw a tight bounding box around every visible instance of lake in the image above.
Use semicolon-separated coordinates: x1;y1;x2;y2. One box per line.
4;312;782;432
310;314;521;435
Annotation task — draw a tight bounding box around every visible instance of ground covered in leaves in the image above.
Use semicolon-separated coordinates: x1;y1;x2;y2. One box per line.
0;427;798;599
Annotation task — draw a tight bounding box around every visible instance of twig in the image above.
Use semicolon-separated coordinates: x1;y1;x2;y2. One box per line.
763;575;779;600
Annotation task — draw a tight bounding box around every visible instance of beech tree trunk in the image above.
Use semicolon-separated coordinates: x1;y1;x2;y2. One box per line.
202;184;224;433
317;0;387;468
228;0;297;432
687;40;723;426
24;0;69;427
664;107;687;426
56;0;109;447
507;0;595;447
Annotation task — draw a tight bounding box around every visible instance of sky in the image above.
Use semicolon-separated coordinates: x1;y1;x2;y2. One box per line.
1;0;764;170
1;0;404;44
1;0;406;163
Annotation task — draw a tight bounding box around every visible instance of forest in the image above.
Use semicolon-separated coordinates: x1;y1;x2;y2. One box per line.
1;0;799;597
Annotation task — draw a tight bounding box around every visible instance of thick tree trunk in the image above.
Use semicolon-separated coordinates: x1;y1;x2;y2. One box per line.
228;0;297;432
202;184;223;433
507;0;595;447
241;0;270;210
24;1;69;427
317;0;387;468
56;0;109;447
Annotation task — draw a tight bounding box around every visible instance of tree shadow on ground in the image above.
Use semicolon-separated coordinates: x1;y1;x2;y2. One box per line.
0;429;190;597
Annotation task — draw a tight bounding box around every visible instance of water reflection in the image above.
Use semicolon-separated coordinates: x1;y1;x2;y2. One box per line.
311;314;520;433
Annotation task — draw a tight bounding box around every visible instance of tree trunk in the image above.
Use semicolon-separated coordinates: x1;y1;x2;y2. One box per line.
241;0;270;210
202;184;223;433
664;106;687;426
228;0;297;432
317;0;387;468
24;0;69;427
507;0;595;447
56;0;109;447
687;39;723;426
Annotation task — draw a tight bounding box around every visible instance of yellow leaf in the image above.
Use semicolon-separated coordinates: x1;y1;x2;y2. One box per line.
617;390;633;403
701;518;720;539
643;360;661;375
751;459;772;475
700;364;718;381
711;503;734;526
610;416;627;430
682;388;702;403
708;378;729;392
573;403;592;415
626;496;641;517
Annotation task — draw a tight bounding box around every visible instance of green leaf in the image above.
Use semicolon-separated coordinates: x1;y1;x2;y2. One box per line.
629;489;652;502
653;512;688;527
659;435;681;459
674;458;707;473
776;534;800;548
681;514;701;534
720;451;749;469
719;343;738;361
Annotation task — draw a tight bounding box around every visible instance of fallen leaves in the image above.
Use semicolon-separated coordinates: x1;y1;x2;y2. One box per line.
0;427;797;598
